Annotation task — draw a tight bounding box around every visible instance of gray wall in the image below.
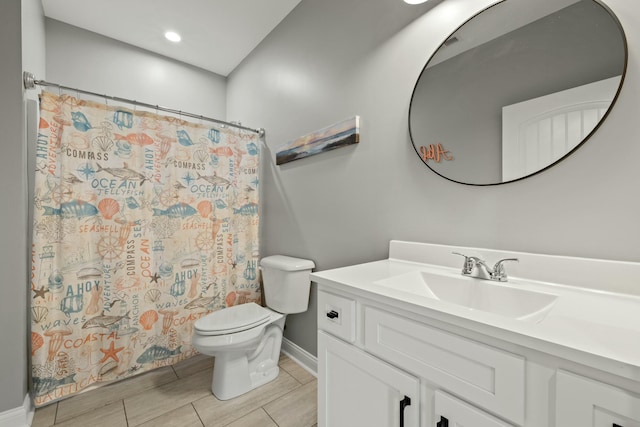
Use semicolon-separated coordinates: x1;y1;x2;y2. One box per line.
22;0;46;82
227;0;640;356
23;0;47;414
45;19;227;119
0;0;28;413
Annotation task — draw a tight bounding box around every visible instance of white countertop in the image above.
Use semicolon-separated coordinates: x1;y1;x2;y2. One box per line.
311;242;640;382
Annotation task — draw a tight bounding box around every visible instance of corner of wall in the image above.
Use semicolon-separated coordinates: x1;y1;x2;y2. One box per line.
0;395;33;427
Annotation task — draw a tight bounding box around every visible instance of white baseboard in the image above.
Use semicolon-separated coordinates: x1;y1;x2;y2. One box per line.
0;395;33;427
281;337;317;377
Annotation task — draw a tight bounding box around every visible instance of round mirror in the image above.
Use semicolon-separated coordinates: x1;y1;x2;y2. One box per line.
409;0;627;185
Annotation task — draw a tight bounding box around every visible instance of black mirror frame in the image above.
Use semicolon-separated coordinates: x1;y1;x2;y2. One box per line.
408;0;628;186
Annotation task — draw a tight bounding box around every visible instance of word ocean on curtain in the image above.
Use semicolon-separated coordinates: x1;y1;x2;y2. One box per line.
31;92;261;406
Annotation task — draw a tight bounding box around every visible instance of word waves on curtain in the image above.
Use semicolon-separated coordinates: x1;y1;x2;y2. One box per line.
31;91;261;406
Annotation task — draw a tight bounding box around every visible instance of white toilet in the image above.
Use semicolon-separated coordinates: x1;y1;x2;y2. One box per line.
192;255;315;400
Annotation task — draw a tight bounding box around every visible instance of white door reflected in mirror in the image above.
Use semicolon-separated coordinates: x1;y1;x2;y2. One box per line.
501;76;621;181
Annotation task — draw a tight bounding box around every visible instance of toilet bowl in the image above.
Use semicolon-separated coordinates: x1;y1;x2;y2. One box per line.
192;255;314;400
192;303;285;400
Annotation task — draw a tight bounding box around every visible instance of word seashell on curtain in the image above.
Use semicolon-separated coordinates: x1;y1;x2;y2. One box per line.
31;92;261;406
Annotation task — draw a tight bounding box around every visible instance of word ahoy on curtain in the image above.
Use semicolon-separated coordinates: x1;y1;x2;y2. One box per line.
30;89;262;406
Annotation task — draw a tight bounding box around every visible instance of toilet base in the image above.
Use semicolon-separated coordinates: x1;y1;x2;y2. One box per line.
210;321;284;400
211;353;280;400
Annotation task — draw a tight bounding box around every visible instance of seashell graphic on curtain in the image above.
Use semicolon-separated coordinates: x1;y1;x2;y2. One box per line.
30;92;261;406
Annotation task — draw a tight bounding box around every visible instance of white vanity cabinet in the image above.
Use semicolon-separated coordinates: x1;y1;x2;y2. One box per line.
363;306;524;425
318;331;420;427
435;391;514;427
555;370;640;427
317;290;420;427
313;241;640;427
317;289;522;427
317;287;640;427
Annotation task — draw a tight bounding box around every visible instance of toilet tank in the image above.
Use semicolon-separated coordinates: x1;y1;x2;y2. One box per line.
260;255;315;314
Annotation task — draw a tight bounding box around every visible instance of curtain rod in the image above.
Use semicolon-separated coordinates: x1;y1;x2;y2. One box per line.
23;71;265;137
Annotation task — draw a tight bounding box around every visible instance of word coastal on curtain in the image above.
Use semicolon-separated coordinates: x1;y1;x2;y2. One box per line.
31;92;261;406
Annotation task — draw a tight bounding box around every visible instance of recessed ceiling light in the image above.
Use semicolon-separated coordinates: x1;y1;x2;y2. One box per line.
165;31;181;42
404;0;429;3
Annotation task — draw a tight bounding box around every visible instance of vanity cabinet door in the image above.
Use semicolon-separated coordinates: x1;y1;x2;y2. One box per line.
435;391;515;427
318;331;420;427
556;370;640;427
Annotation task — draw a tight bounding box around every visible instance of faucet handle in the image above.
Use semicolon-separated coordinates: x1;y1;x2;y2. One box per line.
452;252;483;275
491;258;519;281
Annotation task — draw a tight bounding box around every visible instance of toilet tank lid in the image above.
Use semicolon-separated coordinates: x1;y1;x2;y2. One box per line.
260;255;315;271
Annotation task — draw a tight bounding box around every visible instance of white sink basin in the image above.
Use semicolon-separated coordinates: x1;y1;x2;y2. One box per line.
374;269;558;323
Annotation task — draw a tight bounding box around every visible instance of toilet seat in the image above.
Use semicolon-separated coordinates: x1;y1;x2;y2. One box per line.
192;306;284;353
194;303;273;336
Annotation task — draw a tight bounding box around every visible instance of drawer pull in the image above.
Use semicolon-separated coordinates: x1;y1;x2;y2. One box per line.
436;416;449;427
399;395;411;427
326;310;339;319
613;424;623;427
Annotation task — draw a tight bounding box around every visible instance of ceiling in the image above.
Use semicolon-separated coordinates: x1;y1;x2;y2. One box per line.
428;0;581;67
41;0;302;77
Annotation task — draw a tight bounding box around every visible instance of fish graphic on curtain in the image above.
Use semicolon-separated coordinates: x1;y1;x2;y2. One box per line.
31;92;261;406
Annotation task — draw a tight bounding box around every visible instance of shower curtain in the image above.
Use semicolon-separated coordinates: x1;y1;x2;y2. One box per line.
31;92;261;406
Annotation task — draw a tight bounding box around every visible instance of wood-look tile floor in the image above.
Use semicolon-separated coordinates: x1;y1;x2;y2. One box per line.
31;353;317;427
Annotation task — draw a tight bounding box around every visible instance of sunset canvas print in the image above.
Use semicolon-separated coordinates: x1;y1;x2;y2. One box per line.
276;116;360;165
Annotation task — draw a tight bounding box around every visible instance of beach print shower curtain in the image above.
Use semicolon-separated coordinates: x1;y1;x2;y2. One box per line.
31;92;261;406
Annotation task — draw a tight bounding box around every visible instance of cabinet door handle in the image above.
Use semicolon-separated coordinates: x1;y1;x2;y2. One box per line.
436;416;449;427
399;395;411;427
326;310;339;319
613;424;623;427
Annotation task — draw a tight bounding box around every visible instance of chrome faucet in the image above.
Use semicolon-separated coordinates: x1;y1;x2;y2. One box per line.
453;252;519;282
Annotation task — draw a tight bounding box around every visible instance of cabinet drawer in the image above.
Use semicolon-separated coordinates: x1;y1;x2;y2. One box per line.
435;391;515;427
318;291;356;342
364;306;525;425
556;370;640;427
